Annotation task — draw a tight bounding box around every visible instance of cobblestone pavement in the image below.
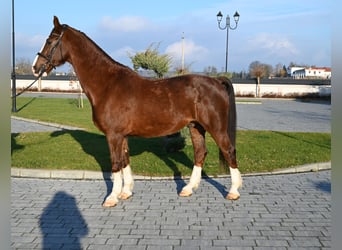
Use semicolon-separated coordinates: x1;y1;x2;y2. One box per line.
11;171;331;249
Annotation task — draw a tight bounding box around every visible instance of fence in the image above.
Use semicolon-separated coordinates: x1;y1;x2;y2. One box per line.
13;75;331;98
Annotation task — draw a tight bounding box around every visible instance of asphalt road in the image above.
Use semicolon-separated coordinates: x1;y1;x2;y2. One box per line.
11;94;331;133
236;99;330;133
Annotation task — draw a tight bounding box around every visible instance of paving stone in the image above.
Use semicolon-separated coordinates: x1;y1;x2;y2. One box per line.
11;170;331;249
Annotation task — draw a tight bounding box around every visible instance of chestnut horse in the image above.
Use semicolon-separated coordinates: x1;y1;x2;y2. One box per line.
32;16;242;207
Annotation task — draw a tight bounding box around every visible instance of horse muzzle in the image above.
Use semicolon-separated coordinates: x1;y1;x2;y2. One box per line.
32;65;48;77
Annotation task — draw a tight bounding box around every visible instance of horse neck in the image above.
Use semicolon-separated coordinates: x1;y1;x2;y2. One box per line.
64;28;134;105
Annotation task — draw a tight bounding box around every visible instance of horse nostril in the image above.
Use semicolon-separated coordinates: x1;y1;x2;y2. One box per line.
32;65;39;76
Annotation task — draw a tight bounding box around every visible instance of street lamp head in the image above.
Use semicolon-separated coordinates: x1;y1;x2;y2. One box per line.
216;11;223;22
216;10;239;73
233;11;240;23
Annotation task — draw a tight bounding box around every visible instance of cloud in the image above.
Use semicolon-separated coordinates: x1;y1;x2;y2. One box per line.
307;48;330;67
165;39;209;67
16;33;46;49
110;46;135;61
251;33;299;56
99;16;154;32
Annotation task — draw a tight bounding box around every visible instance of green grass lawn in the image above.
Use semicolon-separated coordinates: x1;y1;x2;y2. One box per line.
11;97;331;176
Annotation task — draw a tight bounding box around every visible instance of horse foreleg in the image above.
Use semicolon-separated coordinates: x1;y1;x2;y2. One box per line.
179;165;202;197
119;165;134;200
103;170;122;207
103;165;134;206
179;124;207;197
103;134;125;207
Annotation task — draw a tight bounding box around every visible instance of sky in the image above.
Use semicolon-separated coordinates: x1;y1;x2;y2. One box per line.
13;0;331;73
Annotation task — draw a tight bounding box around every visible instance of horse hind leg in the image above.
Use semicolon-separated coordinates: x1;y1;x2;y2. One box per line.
213;133;242;200
227;166;242;200
224;148;242;200
179;123;207;197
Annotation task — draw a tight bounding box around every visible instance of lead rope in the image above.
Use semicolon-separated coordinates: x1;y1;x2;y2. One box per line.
11;67;46;98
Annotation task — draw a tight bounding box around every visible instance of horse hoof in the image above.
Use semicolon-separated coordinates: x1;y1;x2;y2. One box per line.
118;192;132;200
102;199;117;207
226;192;240;200
179;190;192;197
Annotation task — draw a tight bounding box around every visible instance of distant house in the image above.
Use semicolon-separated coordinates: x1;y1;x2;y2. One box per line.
290;66;331;79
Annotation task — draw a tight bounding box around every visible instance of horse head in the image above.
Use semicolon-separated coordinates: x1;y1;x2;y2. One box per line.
32;16;69;77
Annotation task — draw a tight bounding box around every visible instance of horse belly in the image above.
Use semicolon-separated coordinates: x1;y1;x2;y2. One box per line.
127;103;191;137
130;115;190;138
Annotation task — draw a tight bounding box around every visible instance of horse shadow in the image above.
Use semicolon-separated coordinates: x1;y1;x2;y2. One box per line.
50;129;228;198
50;130;193;195
50;130;112;197
127;135;193;193
39;191;88;249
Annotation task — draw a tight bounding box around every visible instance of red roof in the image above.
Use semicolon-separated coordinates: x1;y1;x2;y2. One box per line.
309;67;331;72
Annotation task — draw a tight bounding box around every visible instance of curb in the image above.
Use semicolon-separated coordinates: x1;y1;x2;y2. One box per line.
11;162;331;181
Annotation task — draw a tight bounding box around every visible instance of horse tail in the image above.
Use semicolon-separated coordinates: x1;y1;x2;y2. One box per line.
217;77;237;172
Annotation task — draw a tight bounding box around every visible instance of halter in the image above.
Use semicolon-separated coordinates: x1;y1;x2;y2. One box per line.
36;24;68;75
12;25;68;98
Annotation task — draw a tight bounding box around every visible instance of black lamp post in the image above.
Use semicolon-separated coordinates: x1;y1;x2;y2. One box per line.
216;11;240;73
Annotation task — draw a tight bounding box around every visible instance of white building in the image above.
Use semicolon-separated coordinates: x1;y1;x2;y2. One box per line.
291;67;331;79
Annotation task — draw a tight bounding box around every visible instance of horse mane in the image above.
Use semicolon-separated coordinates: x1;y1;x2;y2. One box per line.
67;25;137;74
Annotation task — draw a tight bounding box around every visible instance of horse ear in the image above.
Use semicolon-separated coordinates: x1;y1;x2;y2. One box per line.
53;16;61;28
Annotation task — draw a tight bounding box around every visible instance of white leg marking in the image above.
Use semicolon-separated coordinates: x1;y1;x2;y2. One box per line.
188;165;202;190
119;165;134;199
103;171;122;207
179;165;202;196
112;170;123;195
227;167;242;200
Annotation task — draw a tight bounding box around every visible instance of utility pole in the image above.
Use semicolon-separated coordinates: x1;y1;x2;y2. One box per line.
181;32;185;73
11;0;17;112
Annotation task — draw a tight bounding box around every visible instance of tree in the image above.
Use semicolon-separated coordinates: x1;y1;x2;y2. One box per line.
174;62;193;76
273;63;288;77
249;61;263;97
274;63;282;77
232;70;247;79
203;66;218;76
15;57;32;75
129;43;172;78
281;65;288;77
248;61;273;97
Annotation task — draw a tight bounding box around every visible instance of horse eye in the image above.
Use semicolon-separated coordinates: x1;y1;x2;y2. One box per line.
46;39;52;45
